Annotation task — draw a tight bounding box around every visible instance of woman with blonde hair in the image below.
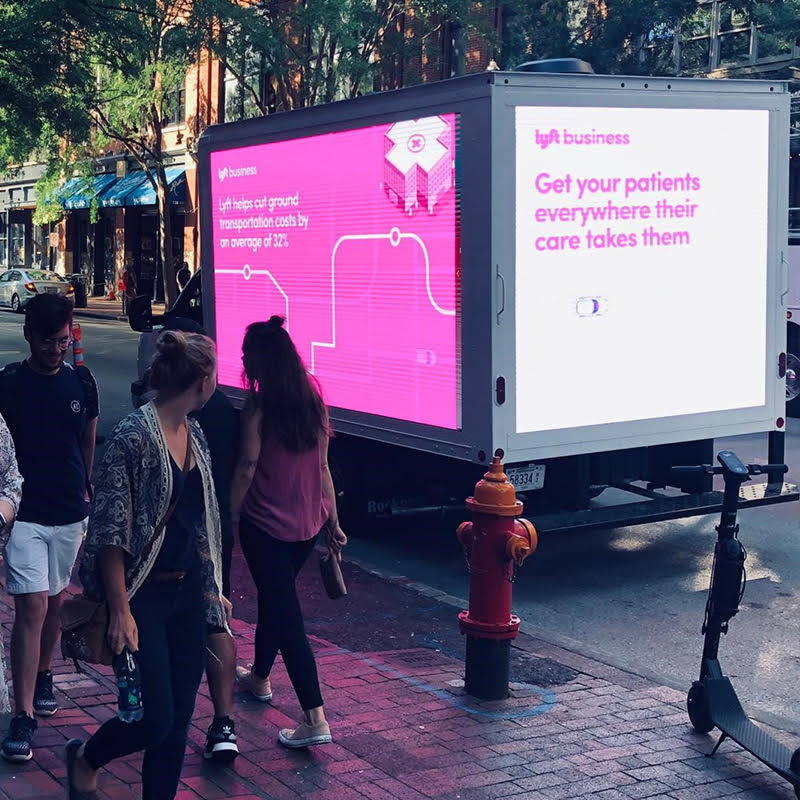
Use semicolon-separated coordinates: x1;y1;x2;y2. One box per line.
66;330;231;800
232;316;346;748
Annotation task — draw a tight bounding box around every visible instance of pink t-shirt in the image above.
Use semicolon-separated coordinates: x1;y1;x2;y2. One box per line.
241;434;330;542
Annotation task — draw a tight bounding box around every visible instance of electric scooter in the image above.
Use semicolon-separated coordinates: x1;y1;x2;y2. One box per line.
673;450;800;797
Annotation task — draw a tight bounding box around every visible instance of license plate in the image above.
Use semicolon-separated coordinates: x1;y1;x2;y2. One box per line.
505;464;546;491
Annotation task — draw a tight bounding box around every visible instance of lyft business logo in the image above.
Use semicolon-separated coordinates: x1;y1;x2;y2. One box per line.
534;128;632;149
535;129;560;149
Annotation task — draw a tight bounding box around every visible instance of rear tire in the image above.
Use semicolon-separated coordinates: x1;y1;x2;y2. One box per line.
687;681;714;734
10;294;20;313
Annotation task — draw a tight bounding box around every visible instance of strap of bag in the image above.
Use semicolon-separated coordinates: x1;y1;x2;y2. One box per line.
139;423;193;565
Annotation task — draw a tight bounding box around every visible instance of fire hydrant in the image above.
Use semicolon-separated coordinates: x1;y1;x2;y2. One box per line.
457;456;537;700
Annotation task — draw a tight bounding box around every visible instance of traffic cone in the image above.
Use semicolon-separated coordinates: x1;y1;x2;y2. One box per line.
72;323;84;367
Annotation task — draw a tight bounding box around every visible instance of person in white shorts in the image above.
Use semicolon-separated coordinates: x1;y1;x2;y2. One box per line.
0;294;99;762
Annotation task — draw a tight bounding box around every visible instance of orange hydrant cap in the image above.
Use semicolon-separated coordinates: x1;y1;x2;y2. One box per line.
466;456;523;516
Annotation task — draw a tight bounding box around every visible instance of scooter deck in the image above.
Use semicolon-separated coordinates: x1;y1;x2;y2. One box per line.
708;677;798;782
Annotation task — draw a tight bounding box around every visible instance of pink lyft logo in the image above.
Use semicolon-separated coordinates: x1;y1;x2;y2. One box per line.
407;134;426;153
535;129;560;149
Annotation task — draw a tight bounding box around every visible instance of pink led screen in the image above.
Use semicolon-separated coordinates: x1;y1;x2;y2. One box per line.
210;114;461;429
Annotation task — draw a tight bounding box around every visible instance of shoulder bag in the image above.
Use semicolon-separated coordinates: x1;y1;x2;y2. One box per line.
61;425;192;666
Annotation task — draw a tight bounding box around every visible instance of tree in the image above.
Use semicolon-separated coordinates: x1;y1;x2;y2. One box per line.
0;0;93;167
502;0;800;77
61;0;197;306
501;0;701;75
192;0;499;119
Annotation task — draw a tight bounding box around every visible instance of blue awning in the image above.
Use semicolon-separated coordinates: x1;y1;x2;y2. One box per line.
52;176;85;205
98;172;149;208
126;166;186;207
63;174;117;210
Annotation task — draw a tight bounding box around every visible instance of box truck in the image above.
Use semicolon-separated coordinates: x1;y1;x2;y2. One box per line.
132;70;798;533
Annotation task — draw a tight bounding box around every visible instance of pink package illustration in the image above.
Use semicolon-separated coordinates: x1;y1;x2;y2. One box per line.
210;114;460;429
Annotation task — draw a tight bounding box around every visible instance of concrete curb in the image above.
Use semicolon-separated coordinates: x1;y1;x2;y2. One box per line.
72;310;129;322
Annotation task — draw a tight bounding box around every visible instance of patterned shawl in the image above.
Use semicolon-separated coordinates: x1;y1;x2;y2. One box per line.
79;401;226;629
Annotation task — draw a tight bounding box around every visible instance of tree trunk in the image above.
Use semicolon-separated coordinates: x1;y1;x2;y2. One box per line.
156;163;177;307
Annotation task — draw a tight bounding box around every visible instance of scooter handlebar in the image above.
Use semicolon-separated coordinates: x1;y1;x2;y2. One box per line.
671;463;788;477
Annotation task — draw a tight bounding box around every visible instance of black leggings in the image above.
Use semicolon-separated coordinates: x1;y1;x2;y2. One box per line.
239;517;322;710
83;574;207;800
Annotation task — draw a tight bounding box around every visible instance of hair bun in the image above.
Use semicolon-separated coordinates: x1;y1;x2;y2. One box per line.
267;315;285;330
156;329;187;359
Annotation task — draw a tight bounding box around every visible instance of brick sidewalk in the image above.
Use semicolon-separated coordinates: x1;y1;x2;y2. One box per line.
0;553;797;800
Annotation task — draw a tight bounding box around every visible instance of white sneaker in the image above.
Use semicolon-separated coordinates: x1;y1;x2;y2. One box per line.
278;720;332;749
235;665;272;702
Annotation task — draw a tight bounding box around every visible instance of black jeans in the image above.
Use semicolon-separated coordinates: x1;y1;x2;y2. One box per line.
239;517;323;710
83;574;207;800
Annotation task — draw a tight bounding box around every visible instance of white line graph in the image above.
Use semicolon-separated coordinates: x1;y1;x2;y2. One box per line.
309;228;455;374
217;228;455;375
216;265;290;328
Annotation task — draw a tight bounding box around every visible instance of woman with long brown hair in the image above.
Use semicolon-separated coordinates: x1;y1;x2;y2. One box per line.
231;316;346;748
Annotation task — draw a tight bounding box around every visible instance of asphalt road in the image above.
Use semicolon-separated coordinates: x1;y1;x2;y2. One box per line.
3;310;800;736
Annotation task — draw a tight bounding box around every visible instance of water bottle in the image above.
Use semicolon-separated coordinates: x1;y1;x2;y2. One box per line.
113;647;143;723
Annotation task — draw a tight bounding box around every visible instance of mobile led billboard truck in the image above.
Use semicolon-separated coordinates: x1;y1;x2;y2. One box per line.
196;72;797;533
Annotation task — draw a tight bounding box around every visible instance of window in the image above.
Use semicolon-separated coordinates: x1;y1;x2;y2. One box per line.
32;224;46;268
9;222;25;266
0;212;6;268
163;85;185;126
224;48;268;122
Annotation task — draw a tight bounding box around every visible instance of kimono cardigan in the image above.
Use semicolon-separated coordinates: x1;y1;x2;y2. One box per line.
79;402;227;630
0;413;22;520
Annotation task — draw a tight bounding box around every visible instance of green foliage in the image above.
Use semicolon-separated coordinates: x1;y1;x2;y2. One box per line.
0;0;93;167
193;0;497;116
503;0;705;75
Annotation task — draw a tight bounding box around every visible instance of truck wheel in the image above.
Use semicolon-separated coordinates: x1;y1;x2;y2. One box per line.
787;324;800;418
687;681;714;734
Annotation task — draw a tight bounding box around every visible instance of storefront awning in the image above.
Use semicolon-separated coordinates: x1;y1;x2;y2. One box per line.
126;166;186;207
63;174;117;210
98;172;149;208
53;176;85;204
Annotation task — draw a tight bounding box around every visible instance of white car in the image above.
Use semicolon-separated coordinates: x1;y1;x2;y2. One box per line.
0;269;75;312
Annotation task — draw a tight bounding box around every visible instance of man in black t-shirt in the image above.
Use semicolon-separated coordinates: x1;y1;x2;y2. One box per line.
0;295;99;763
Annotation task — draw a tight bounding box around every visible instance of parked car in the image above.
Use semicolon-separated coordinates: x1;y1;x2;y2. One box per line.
0;269;75;311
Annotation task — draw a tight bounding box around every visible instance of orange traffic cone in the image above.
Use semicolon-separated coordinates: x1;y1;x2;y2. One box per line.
72;323;84;367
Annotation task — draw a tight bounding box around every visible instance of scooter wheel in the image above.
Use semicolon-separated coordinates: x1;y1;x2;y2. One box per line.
790;746;800;798
687;681;714;734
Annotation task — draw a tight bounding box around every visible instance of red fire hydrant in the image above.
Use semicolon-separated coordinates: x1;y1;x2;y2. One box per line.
457;455;537;699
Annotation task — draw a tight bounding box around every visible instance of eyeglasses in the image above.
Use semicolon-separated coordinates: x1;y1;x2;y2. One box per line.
39;336;73;350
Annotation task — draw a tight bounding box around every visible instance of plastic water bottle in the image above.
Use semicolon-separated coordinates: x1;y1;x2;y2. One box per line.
113;647;143;723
